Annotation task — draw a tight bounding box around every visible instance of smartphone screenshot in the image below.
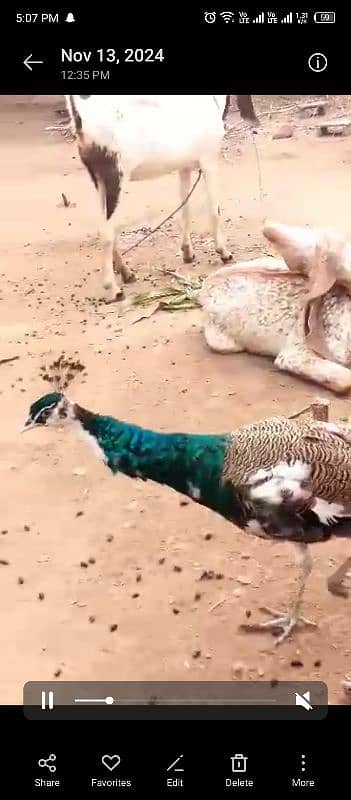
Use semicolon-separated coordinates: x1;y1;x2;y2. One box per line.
0;5;348;795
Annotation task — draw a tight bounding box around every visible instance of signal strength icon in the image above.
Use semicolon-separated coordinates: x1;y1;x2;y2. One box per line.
281;11;293;23
220;11;234;23
253;12;265;24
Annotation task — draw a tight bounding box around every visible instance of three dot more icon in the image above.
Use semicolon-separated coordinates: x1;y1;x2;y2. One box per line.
301;754;306;773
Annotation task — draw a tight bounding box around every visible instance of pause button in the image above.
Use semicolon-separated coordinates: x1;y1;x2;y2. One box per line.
41;690;54;710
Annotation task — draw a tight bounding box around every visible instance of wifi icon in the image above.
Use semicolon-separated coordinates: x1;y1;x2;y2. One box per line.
220;11;234;23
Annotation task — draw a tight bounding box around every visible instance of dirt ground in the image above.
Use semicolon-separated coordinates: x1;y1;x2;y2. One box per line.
1;95;351;706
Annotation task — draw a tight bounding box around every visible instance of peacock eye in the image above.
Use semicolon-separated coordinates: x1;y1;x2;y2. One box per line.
39;408;51;423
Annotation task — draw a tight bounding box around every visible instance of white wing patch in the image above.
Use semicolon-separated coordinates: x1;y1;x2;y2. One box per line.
248;461;311;506
312;498;345;525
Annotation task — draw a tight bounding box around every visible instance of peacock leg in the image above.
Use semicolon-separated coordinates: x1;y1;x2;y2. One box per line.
240;543;317;645
327;556;351;598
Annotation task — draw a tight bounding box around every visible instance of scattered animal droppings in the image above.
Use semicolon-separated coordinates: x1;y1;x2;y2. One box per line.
106;535;114;543
136;573;142;583
1;530;8;535
132;593;140;599
38;592;45;601
179;499;189;506
194;592;202;601
172;608;180;615
314;660;322;668
204;533;213;541
54;669;62;678
290;659;304;668
76;511;84;517
109;624;118;632
245;610;252;618
192;649;201;659
158;557;166;565
88;557;96;564
200;570;215;581
80;561;88;568
24;525;30;531
215;573;224;580
0;559;9;566
173;565;182;573
18;577;25;585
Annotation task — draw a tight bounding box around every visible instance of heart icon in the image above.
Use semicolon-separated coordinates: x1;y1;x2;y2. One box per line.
101;754;121;772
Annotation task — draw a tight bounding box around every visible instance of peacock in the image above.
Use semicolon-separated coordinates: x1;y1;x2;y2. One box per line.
22;355;351;644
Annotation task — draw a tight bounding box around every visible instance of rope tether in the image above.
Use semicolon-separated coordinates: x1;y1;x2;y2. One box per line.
121;169;203;257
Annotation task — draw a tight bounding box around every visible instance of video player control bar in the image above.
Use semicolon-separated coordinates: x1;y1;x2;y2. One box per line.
23;681;328;720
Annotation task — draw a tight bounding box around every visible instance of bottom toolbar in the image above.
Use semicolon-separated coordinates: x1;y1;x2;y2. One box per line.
30;748;319;793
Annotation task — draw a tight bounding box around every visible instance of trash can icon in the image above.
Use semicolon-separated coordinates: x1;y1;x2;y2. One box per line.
231;754;248;773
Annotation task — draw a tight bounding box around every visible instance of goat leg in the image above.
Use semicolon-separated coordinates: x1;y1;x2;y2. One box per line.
179;169;195;263
275;344;351;394
113;244;136;284
201;164;232;263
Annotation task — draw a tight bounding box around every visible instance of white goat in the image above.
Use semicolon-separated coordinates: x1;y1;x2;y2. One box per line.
65;94;234;302
199;221;351;394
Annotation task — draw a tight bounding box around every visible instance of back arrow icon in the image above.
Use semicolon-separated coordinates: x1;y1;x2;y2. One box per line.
24;54;44;71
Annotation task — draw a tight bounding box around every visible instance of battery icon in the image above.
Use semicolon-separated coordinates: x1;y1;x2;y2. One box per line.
314;12;335;23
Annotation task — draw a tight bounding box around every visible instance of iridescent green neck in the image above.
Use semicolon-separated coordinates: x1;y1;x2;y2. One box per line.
74;404;241;521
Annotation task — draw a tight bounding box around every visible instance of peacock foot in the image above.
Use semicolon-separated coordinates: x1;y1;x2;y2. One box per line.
240;606;317;646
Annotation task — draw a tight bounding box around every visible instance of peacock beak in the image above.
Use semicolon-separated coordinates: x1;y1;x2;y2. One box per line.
20;416;35;432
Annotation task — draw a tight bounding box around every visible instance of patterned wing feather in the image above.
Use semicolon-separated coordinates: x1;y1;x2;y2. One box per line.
222;416;351;541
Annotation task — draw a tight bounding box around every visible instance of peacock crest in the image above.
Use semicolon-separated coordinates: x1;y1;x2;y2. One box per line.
39;353;87;392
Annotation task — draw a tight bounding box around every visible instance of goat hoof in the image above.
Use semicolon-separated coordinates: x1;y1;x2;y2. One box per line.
218;251;233;264
123;271;136;284
182;246;195;264
105;290;125;303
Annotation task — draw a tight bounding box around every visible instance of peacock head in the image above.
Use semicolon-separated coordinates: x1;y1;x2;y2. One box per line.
22;354;86;432
22;392;75;431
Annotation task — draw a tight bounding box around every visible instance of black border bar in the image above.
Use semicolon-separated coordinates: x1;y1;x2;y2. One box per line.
1;7;346;92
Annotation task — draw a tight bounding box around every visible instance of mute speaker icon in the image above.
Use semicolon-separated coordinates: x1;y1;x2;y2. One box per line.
295;690;313;711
